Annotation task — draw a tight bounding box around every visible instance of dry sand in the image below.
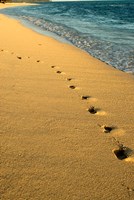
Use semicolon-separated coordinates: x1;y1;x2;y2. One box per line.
0;4;134;200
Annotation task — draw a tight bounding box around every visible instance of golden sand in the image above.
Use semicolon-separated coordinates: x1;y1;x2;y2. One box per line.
0;4;134;200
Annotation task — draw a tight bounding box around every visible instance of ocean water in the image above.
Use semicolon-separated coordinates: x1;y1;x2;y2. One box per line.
0;1;134;73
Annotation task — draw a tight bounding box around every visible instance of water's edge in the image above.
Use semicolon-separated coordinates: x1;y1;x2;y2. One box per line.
15;16;134;75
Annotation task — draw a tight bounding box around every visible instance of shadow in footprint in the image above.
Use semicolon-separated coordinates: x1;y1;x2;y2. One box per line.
114;149;128;160
67;78;72;81
113;141;133;160
103;126;113;133
51;66;55;68
81;95;90;100
88;106;97;114
56;71;62;74
98;124;116;133
17;56;22;60
69;85;76;90
37;60;40;63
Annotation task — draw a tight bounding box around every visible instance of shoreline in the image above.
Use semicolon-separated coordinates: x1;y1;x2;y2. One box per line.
0;3;134;200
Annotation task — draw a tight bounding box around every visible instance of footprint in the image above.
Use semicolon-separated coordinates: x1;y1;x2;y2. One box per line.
87;106;97;114
56;71;62;74
81;95;90;100
98;124;114;133
1;49;8;53
51;66;56;68
121;184;134;198
127;187;134;192
113;147;128;160
103;126;113;133
38;44;42;46
69;85;76;90
112;138;133;160
122;184;134;192
67;78;72;81
17;56;22;60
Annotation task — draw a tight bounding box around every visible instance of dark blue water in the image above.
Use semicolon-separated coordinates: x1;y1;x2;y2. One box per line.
0;1;134;73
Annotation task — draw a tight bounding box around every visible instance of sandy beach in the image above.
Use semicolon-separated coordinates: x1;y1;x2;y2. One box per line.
0;3;134;200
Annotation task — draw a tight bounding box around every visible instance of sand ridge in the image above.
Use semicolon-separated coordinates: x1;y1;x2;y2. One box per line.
0;7;134;200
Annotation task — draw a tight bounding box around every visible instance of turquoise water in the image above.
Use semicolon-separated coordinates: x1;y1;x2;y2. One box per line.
0;1;134;73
